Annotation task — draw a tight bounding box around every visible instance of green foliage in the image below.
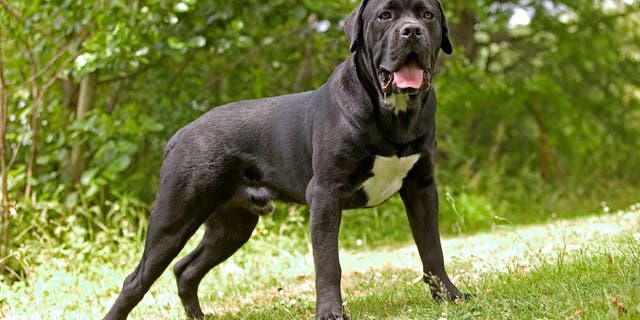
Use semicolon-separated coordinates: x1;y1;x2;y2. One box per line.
0;0;638;280
433;0;640;229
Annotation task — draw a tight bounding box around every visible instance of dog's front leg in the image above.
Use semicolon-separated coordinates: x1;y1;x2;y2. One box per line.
307;179;348;320
400;178;463;301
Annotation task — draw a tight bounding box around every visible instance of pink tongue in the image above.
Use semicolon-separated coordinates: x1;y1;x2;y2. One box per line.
393;60;424;89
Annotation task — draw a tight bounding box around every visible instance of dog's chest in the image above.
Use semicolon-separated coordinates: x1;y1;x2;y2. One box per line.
361;154;421;207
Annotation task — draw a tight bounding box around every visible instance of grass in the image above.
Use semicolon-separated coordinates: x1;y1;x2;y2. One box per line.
1;204;639;319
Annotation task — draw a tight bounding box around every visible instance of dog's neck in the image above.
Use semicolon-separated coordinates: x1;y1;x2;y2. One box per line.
342;52;436;156
353;51;381;110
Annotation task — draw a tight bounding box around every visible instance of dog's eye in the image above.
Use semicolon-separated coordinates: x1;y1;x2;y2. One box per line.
423;11;434;20
378;12;392;21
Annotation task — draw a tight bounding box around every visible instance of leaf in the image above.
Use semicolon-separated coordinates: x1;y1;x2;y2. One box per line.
65;192;79;208
167;37;186;50
36;155;51;166
84;184;99;199
231;19;245;32
113;155;132;172
173;3;190;13
188;36;207;48
74;53;95;70
146;122;165;133
236;35;255;49
80;168;100;186
302;0;324;12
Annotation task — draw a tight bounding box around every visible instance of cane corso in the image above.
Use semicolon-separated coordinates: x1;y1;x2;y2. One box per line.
104;0;463;319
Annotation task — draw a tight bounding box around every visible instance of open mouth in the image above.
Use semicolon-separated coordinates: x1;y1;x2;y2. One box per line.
379;53;431;94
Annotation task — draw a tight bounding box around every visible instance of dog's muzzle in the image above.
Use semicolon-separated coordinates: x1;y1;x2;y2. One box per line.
379;53;432;95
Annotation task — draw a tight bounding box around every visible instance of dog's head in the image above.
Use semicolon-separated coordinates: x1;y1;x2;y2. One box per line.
345;0;452;113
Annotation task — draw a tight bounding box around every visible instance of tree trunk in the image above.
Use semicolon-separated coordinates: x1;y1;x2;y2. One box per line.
531;102;564;179
450;6;478;61
62;76;79;113
24;91;40;199
0;37;10;275
293;14;316;92
69;71;98;184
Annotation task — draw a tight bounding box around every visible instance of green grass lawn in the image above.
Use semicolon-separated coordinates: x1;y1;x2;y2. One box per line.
1;205;639;319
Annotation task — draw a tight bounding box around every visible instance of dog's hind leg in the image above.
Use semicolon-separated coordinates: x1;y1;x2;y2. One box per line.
104;198;218;320
104;157;233;320
173;206;259;319
104;208;212;320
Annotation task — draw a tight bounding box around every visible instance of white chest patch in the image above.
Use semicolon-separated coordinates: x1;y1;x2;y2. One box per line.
384;93;410;114
362;154;421;207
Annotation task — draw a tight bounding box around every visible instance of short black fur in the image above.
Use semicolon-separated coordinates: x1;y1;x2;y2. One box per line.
103;1;462;319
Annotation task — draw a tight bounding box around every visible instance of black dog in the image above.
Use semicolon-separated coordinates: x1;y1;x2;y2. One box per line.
104;0;462;319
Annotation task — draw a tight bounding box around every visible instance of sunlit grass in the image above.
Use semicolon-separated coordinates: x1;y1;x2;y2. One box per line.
0;206;638;319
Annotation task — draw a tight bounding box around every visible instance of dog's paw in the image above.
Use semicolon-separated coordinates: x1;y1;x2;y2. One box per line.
185;310;215;320
315;304;350;320
457;292;475;301
423;273;470;302
316;313;350;320
432;289;474;303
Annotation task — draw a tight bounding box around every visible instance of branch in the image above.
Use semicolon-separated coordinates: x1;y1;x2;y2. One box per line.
0;32;8;173
6;52;79;170
26;38;82;84
489;32;531;44
0;19;10;274
99;56;165;84
0;0;24;22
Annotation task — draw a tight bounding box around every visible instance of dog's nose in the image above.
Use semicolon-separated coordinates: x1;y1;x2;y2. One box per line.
400;24;423;38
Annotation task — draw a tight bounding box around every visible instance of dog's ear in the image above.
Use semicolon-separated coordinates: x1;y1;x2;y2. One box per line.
437;1;453;55
345;0;369;53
